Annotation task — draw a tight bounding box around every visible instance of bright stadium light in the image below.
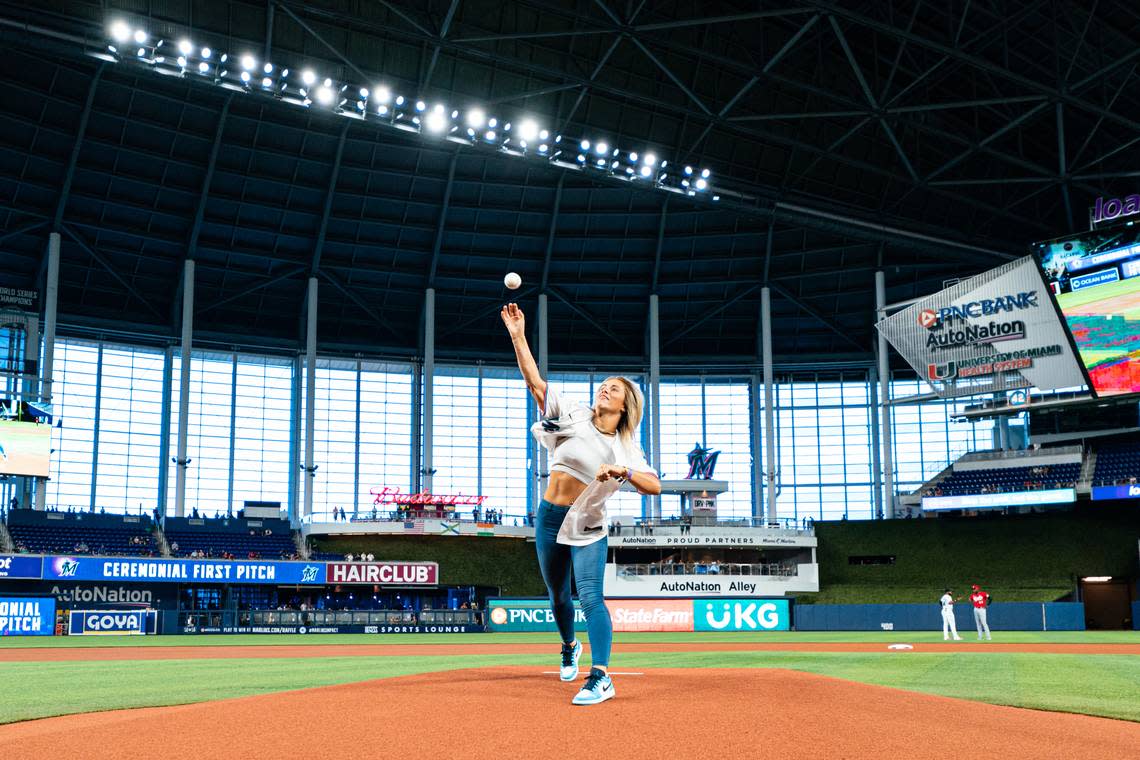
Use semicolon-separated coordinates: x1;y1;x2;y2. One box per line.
517;119;539;142
465;108;485;128
426;106;448;133
111;21;131;43
101;17;723;207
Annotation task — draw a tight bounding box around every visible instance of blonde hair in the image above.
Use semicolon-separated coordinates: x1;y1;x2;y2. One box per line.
607;376;644;447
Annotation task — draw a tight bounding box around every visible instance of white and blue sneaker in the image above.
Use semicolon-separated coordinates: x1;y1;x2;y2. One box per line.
572;667;615;705
559;640;582;682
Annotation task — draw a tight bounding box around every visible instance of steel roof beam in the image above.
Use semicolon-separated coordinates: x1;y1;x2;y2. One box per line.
540;174;564;291
310;121;349;276
52;63;102;231
61;224;165;320
427;150;460;288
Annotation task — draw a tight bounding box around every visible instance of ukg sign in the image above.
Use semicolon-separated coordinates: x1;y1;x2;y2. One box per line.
876;256;1086;398
325;562;438;585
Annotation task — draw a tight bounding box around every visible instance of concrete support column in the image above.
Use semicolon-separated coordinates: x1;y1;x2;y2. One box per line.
34;232;61;510
422;288;435;493
648;294;661;519
761;287;777;524
174;259;195;518
536;293;548;518
876;271;896;519
303;277;318;517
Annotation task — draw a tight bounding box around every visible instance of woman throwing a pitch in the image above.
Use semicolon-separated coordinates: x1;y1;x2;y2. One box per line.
502;302;660;705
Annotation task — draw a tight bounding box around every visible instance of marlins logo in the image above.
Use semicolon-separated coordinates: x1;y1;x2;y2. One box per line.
917;309;939;329
301;565;319;583
56;558;79;577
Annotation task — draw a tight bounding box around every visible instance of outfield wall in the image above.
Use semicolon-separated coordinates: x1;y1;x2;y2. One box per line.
794;602;1085;631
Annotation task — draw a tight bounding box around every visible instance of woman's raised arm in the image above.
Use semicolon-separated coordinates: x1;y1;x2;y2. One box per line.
500;303;546;409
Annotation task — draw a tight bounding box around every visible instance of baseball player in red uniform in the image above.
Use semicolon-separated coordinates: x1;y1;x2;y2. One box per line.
969;584;991;640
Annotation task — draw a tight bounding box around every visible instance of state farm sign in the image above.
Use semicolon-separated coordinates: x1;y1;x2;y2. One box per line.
326;562;438;586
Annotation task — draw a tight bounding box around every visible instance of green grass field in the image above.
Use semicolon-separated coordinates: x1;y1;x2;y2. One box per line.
1;631;1137;725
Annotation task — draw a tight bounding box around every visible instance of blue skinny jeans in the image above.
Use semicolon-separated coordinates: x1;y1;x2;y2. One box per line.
534;499;612;668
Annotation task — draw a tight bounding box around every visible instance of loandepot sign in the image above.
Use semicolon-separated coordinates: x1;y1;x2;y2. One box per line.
876;256;1086;398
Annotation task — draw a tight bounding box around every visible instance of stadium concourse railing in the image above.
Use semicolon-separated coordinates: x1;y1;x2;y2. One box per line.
178;608;481;629
615;562;797;578
308;508;813;535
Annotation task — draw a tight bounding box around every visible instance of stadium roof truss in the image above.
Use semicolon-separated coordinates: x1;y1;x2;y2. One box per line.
0;0;1137;367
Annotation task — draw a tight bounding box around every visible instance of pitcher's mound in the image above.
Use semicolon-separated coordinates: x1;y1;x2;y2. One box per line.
0;667;1136;759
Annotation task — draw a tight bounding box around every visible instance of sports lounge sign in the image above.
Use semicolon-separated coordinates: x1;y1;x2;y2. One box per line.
876;257;1086;398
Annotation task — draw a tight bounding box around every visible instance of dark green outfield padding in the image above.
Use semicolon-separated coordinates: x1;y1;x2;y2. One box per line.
311;506;1140;603
312;534;545;596
810;504;1140;604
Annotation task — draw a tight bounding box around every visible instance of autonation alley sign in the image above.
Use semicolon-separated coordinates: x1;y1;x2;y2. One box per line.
876;256;1086;398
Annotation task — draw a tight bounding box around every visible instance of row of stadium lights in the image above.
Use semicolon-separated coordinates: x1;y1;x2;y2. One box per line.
107;20;717;198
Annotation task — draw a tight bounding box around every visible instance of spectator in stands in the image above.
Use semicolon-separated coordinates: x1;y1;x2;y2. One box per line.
708;559;720;575
191;507;199;519
346;553;355;561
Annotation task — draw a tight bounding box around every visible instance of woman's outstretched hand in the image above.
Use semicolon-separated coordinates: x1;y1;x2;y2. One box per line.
595;464;628;482
501;302;526;338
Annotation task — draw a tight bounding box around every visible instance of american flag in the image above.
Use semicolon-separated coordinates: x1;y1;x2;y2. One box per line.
404;520;425;534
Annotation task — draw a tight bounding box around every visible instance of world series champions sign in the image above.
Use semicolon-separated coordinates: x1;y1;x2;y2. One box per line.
876;257;1086;398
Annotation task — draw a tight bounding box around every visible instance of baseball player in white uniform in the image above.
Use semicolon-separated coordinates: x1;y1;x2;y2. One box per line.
939;588;962;640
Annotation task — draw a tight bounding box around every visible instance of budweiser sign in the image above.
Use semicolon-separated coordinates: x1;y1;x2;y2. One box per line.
326;562;438;585
370;487;488;507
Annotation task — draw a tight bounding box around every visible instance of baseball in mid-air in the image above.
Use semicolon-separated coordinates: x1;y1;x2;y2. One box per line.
504;272;522;290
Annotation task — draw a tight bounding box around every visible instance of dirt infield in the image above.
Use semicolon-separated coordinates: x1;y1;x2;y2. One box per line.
1;641;1137;661
0;667;1136;760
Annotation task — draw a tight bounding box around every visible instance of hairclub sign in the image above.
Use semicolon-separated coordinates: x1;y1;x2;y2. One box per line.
876;256;1086;398
325;561;438;586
